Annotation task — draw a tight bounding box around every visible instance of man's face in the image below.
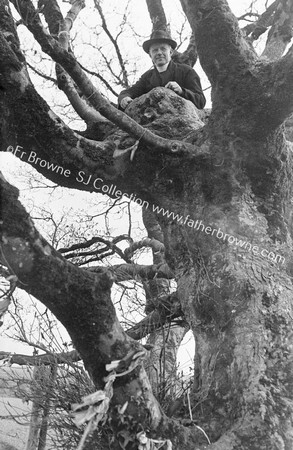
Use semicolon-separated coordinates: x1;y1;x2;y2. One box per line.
149;43;173;68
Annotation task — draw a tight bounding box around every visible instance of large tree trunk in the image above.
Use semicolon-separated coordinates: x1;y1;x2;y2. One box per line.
1;0;293;449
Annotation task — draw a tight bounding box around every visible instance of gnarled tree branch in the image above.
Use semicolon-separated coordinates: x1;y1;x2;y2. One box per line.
0;349;80;366
241;0;282;42
126;292;183;340
10;0;202;156
41;0;108;125
179;0;256;86
262;0;293;60
89;262;174;283
0;173;206;450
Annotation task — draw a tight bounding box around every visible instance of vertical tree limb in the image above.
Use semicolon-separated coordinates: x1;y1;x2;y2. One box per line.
145;0;168;31
40;0;109;125
262;0;293;60
179;0;257;85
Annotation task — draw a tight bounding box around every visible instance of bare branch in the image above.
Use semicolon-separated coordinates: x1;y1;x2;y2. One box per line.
93;44;123;85
89;262;174;282
140;208;174;315
238;12;260;23
26;61;57;84
78;61;118;97
0;173;121;387
241;0;281;41
38;0;63;36
10;0;205;157
62;246;128;264
125;237;165;262
94;0;129;87
45;0;109;125
58;235;131;264
262;0;293;60
0;349;80;365
127;293;183;340
272;42;293;105
38;0;109;125
0;175;206;446
240;0;293;61
172;33;198;66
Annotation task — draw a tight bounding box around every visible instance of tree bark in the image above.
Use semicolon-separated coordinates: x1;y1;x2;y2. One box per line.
145;0;168;31
1;0;293;449
262;0;293;60
0;175;206;449
25;366;51;450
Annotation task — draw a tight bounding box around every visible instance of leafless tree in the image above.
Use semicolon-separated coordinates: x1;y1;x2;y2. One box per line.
1;0;293;449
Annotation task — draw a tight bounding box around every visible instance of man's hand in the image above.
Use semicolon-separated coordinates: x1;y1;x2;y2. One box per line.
165;81;182;95
120;96;133;109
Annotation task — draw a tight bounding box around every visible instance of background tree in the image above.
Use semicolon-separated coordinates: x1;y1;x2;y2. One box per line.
0;169;190;448
1;0;293;449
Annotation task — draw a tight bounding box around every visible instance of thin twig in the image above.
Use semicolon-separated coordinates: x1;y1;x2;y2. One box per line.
187;390;211;445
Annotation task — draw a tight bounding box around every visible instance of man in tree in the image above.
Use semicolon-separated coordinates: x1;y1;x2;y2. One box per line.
118;29;206;110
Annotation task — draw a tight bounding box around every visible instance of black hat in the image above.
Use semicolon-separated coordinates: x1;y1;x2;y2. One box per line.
142;29;177;54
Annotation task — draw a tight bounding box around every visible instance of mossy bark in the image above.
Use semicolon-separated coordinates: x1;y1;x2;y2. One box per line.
1;0;293;448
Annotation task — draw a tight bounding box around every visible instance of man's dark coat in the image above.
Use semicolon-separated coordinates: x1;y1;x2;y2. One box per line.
118;60;206;109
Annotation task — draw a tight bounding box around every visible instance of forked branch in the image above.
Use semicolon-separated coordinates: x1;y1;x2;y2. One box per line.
10;0;204;157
